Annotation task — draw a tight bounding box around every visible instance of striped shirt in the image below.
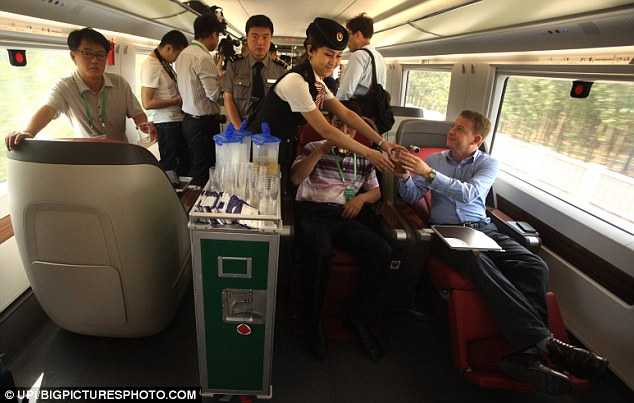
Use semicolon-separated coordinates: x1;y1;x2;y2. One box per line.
174;40;221;116
293;140;379;205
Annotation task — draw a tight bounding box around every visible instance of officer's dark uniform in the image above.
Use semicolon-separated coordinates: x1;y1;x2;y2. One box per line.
246;18;349;181
222;53;289;121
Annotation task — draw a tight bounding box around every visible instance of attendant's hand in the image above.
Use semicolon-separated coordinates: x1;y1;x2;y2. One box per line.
380;141;407;158
5;131;34;151
365;148;394;172
342;197;364;219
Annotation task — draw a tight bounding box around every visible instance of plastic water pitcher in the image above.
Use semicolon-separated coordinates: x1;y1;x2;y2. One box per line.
234;119;253;162
213;124;245;168
251;122;281;174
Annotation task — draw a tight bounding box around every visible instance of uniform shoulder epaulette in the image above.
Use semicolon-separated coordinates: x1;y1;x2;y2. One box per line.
228;53;245;63
272;57;290;69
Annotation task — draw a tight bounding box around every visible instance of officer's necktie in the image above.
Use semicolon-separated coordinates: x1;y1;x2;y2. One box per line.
252;62;265;102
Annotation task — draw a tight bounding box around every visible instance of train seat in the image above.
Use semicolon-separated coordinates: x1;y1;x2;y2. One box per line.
392;119;589;390
6;139;192;338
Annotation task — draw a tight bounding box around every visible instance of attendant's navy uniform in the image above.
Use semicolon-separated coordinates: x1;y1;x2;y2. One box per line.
247;17;349;181
246;59;322;177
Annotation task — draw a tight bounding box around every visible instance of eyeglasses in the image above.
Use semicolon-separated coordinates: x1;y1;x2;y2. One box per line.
74;50;108;61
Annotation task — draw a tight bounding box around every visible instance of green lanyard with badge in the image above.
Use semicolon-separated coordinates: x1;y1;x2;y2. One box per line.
81;89;107;135
331;149;357;202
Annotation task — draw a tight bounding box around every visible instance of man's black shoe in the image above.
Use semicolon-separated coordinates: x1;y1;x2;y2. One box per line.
306;324;327;360
346;314;382;360
500;352;572;394
545;336;609;379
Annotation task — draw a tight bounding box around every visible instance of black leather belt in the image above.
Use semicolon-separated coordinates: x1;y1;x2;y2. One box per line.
183;112;217;120
298;201;344;209
461;221;487;228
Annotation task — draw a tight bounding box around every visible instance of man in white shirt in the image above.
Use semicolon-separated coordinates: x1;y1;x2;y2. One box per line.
336;13;386;101
140;30;189;175
175;13;223;186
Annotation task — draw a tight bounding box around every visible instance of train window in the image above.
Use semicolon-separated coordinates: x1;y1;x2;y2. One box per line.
0;48;74;184
403;69;450;120
493;76;634;234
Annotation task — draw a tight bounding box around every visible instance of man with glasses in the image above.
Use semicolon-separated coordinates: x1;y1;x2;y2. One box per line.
5;27;151;150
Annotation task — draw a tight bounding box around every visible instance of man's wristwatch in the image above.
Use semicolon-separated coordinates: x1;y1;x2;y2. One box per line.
427;169;437;182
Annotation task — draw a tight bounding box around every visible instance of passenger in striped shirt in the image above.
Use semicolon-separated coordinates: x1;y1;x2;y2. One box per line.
290;101;391;361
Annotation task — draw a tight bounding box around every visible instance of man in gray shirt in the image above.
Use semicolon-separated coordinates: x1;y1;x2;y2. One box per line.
5;28;149;150
222;15;288;129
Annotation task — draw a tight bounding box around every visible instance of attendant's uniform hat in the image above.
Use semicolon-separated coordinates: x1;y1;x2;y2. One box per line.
306;17;349;51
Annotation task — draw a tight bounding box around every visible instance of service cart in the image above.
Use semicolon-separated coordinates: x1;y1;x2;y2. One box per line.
189;185;282;399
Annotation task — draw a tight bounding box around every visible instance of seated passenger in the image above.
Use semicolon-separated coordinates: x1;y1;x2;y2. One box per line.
290;101;391;361
393;110;609;394
5;27;152;151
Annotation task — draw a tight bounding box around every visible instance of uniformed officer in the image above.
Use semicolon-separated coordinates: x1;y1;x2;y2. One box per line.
246;17;405;181
222;15;288;129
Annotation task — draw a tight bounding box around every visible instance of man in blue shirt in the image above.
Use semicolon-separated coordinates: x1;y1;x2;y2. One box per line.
394;110;608;394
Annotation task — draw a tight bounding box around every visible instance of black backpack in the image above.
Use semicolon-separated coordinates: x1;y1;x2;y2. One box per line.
349;48;395;134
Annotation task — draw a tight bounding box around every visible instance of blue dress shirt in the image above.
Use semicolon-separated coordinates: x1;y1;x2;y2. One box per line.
398;149;500;225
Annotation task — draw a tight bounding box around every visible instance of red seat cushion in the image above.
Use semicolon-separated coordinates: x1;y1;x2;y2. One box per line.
427;253;476;291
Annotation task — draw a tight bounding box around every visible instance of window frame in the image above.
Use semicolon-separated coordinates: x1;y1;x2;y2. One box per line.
400;64;452;117
489;65;634;277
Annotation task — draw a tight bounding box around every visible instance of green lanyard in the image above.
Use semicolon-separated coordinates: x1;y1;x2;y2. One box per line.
81;89;107;134
331;149;357;184
191;42;207;51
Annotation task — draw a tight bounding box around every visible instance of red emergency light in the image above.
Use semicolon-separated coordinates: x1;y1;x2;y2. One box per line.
7;49;27;67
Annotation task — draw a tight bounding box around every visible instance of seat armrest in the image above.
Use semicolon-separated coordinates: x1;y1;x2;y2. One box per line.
376;202;410;242
179;187;202;214
487;207;542;253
